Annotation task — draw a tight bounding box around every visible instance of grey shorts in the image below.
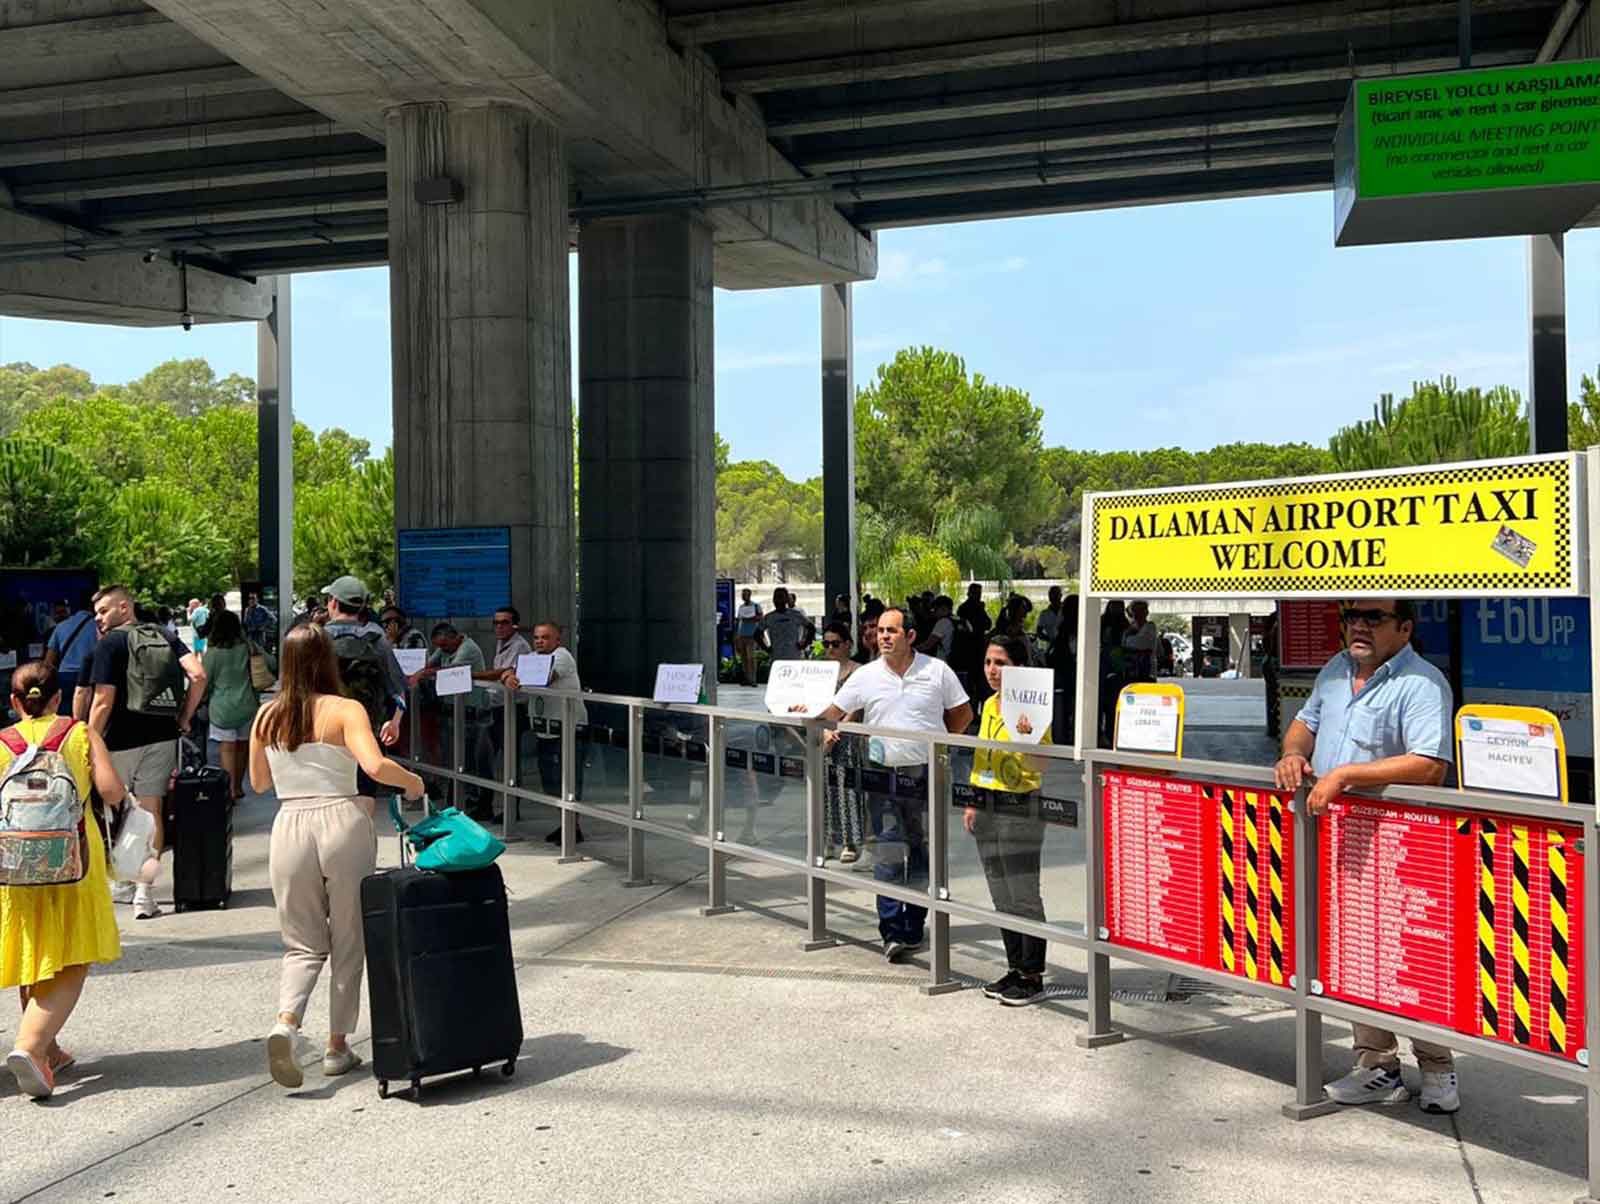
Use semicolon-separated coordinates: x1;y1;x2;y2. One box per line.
111;741;176;799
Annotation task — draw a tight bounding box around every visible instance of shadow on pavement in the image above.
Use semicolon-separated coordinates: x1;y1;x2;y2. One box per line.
369;1031;633;1108
10;1038;267;1104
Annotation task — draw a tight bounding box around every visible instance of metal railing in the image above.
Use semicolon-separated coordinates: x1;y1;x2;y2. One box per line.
395;681;1600;1200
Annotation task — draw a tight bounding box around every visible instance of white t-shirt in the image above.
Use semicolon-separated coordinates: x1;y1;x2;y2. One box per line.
1035;607;1062;646
830;653;969;767
531;645;588;735
929;615;955;661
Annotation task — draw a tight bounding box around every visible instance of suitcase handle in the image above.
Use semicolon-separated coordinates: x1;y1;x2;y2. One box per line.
389;794;434;867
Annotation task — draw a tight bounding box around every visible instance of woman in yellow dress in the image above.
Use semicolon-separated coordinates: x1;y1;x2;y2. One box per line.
1;661;126;1099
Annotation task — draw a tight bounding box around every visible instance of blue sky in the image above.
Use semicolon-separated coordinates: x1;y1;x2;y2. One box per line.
2;190;1596;479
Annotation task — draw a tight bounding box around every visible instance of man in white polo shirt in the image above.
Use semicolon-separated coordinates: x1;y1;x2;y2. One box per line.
816;606;972;961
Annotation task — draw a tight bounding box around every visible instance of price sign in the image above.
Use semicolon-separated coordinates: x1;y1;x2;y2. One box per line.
393;648;427;677
653;663;703;704
763;659;840;716
435;664;472;697
516;652;554;688
997;666;1054;745
1113;683;1185;755
1456;705;1566;801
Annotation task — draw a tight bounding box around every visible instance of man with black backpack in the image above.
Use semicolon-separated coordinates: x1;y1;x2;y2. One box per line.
85;584;207;920
321;575;408;764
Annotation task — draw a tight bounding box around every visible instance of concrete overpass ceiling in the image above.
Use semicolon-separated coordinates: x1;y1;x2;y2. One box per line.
668;0;1564;228
0;0;388;277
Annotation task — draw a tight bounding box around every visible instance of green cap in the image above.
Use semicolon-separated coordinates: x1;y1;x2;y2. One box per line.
323;575;369;607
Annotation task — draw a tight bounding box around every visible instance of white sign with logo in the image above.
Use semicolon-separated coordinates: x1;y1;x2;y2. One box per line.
653;663;704;704
997;666;1054;745
1459;714;1563;799
765;659;841;716
1115;688;1182;755
393;648;427;677
516;652;554;688
435;664;473;697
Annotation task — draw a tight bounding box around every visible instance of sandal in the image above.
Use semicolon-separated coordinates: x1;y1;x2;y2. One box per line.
47;1047;75;1076
839;846;860;864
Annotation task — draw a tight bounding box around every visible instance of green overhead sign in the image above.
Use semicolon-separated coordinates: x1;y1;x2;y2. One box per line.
1334;60;1600;246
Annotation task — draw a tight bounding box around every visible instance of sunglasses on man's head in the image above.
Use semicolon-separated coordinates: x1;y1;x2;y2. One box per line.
1341;608;1401;626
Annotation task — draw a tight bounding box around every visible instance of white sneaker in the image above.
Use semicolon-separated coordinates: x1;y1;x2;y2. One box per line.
132;887;161;920
110;881;136;905
1419;1070;1460;1114
322;1048;363;1077
267;1022;315;1089
1325;1064;1411;1105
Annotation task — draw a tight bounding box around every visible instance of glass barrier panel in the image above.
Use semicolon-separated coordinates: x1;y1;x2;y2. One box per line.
643;708;711;828
842;759;933;949
554;696;631;814
946;743;1088;984
718;717;808;861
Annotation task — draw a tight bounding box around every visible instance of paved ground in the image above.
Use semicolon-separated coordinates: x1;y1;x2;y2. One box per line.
5;680;1587;1204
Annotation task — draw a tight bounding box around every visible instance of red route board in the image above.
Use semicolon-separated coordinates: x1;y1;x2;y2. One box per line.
1277;601;1344;671
1102;770;1295;985
1319;797;1586;1063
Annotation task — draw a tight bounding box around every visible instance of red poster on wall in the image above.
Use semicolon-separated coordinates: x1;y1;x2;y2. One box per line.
1318;797;1586;1063
1278;601;1344;671
1103;770;1295;986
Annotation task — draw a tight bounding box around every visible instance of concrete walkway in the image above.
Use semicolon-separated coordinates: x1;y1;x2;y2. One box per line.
2;735;1588;1203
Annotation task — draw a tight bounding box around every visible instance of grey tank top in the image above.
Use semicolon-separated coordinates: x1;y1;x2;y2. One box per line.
264;741;359;800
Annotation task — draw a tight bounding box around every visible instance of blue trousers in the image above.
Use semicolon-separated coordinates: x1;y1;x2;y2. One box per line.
870;791;929;944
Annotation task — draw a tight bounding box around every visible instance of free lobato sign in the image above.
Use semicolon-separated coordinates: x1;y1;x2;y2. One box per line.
1086;453;1579;599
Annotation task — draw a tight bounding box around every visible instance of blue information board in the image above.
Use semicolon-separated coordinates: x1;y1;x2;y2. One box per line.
1462;597;1592;756
397;527;512;619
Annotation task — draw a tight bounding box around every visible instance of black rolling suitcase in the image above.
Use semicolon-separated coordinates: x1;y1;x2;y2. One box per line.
166;739;232;911
361;861;522;1099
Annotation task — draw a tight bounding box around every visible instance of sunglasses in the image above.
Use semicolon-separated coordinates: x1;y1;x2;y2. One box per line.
493;618;515;626
1341;608;1401;626
821;638;846;649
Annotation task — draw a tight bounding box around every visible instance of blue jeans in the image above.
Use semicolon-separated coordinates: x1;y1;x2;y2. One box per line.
870;789;929;944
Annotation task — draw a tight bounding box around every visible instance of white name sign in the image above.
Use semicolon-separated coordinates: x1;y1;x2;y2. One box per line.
516;652;554;688
1115;688;1182;755
653;663;704;704
765;659;842;716
393;648;427;676
1459;714;1562;799
435;664;473;697
997;666;1054;745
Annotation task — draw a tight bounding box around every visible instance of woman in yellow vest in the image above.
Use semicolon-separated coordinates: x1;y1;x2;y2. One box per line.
1;661;126;1099
965;634;1051;1007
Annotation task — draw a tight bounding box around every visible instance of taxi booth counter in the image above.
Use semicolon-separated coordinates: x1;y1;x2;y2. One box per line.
1072;447;1600;1199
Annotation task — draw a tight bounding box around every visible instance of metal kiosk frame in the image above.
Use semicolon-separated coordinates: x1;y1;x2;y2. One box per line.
1071;448;1600;1203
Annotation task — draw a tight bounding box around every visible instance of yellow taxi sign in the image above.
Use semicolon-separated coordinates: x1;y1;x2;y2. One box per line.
1087;453;1579;599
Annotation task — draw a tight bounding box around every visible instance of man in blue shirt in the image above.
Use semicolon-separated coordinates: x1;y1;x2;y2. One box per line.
43;593;97;717
1275;599;1456;1115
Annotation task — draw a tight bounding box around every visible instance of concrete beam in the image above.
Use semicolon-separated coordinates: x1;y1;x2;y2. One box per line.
0;204;272;324
0;65;270;116
797;103;1335;174
668;0;1015;44
145;0;875;287
101;179;388;231
11;148;385;204
0;112;344;169
722;0;1548;92
766;48;1528;137
0;11;186;58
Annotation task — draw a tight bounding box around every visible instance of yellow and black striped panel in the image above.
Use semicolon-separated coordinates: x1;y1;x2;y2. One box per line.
1243;792;1261;982
1478;819;1499;1038
1550;831;1571;1056
1511;825;1534;1047
1267;795;1286;986
1219;794;1237;974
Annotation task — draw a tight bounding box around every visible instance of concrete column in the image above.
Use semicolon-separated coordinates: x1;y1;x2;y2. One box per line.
1229;613;1253;679
256;276;293;645
1528;232;1568;453
821;282;856;634
578;212;716;699
387;102;573;636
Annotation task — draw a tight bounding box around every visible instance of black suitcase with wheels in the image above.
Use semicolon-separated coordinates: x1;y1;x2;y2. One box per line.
360;863;522;1099
166;740;232;911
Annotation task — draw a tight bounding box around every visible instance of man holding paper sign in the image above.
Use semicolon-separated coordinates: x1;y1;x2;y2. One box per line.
1274;598;1457;1115
500;621;587;844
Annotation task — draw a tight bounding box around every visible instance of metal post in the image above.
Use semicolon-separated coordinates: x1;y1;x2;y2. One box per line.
821;282;857;634
1077;757;1123;1047
702;716;735;916
255;276;293;650
1458;0;1471;68
922;738;960;994
622;702;650;885
1283;792;1338;1118
1529;232;1569;454
1582;448;1600;1204
500;688;517;841
802;720;838;949
557;695;582;864
449;695;465;812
